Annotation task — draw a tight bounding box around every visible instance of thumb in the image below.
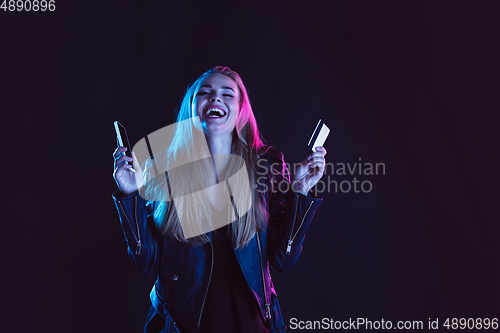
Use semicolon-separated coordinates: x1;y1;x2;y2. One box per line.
131;151;144;190
131;151;141;171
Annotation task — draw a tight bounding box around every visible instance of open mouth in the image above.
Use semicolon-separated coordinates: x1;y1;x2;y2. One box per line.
204;107;227;118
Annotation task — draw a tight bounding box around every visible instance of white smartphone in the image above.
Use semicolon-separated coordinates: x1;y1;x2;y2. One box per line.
114;121;136;172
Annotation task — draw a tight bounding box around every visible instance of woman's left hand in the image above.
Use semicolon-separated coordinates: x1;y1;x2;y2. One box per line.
292;146;327;195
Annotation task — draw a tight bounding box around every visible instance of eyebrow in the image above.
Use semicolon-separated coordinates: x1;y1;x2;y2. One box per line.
200;84;235;92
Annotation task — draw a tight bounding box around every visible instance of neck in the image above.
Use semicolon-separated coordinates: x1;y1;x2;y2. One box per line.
205;133;233;184
205;133;233;155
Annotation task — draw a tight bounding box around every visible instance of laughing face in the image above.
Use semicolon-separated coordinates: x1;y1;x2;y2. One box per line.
193;73;240;138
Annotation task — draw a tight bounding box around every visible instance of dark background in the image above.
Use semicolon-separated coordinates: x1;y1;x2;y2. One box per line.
2;1;499;332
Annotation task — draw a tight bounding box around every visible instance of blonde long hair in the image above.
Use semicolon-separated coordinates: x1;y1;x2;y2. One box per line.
143;66;270;248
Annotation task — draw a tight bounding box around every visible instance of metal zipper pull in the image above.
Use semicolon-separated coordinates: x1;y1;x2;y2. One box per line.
256;234;272;322
135;240;142;255
286;201;314;255
286;239;293;254
265;303;272;319
134;196;142;255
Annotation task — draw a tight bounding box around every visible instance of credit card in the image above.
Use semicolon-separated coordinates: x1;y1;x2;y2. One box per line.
308;119;330;151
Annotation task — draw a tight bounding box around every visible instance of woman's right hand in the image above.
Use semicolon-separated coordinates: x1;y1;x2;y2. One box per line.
113;146;144;196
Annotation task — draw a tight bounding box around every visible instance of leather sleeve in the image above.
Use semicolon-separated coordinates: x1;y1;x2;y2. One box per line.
264;150;323;273
112;190;159;277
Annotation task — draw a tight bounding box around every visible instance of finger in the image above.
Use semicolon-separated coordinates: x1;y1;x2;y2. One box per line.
310;162;325;177
307;153;318;161
309;156;325;163
309;162;325;169
114;162;129;179
115;154;132;165
313;149;325;157
315;146;327;156
308;157;325;166
131;151;141;171
113;146;128;159
309;151;324;160
113;146;127;155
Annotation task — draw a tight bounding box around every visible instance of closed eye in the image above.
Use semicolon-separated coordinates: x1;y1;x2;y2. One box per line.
196;91;234;98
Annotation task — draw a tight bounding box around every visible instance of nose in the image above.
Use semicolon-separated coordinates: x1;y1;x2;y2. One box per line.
209;92;221;102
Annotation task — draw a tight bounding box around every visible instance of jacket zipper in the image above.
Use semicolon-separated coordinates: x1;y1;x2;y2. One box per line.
197;238;213;328
286;199;314;254
256;234;271;320
133;196;142;255
285;193;299;254
117;199;142;255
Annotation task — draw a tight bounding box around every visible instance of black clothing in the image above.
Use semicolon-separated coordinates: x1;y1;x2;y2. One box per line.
197;224;269;333
113;148;323;332
143;224;269;333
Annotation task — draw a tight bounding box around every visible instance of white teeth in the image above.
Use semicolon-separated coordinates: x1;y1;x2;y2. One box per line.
204;107;226;117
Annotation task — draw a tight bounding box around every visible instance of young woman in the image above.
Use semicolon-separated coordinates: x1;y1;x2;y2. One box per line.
112;66;327;332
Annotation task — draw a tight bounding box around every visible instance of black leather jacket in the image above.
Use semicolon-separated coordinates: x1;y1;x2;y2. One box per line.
112;149;322;332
